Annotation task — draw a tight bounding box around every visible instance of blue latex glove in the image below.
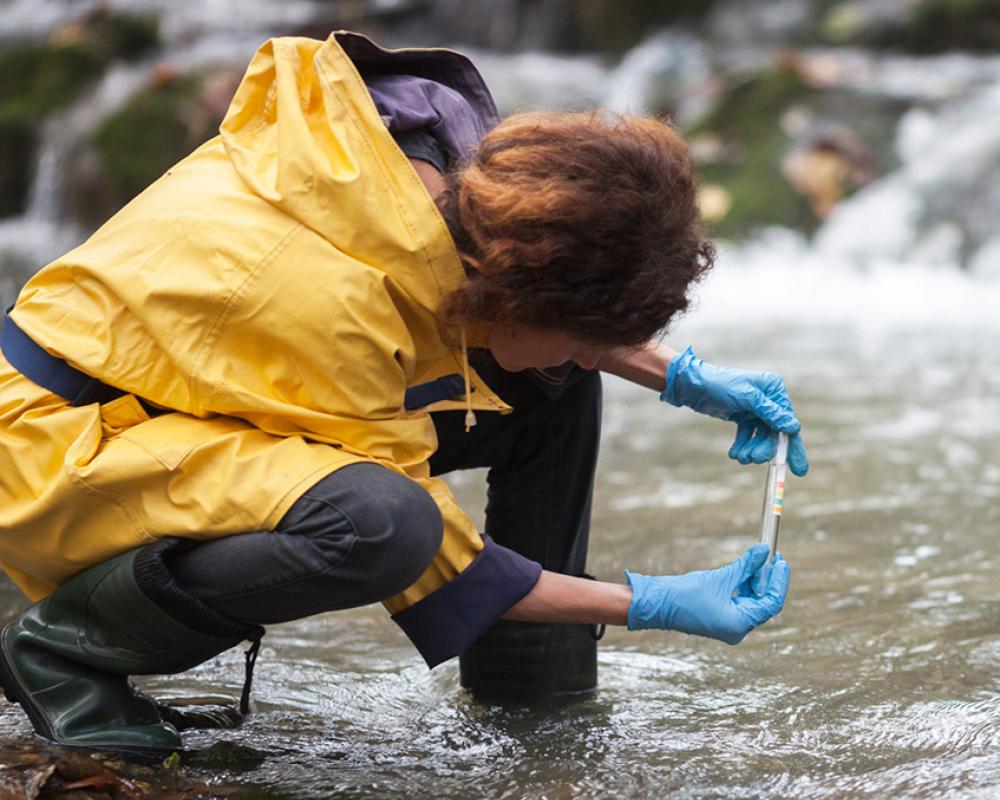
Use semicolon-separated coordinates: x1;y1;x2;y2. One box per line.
660;346;809;476
625;543;789;644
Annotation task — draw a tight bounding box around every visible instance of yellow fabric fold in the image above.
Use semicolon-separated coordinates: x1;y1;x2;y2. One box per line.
0;32;508;606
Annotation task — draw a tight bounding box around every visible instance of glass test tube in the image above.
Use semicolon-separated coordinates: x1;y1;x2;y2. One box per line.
752;432;788;594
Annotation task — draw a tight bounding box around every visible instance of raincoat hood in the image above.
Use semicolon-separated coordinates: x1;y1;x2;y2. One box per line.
220;31;495;317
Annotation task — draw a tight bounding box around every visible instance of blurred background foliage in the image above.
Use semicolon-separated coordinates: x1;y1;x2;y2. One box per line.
1;0;998;279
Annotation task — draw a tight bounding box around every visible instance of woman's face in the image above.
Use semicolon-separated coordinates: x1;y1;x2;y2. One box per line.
487;324;606;372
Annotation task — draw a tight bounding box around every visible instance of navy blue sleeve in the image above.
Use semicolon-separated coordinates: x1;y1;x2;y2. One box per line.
390;535;543;668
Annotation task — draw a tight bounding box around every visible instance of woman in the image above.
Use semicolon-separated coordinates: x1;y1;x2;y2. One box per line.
0;31;807;755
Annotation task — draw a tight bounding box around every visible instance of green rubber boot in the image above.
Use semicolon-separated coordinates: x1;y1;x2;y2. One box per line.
0;538;262;758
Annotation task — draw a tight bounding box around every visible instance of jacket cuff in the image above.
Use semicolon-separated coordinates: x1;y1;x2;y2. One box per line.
391;535;543;668
660;344;695;407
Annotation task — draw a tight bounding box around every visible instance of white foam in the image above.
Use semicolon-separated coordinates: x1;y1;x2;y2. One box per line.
672;228;1000;337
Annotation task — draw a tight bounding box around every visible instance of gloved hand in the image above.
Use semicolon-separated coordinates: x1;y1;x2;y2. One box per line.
625;543;789;644
660;346;809;476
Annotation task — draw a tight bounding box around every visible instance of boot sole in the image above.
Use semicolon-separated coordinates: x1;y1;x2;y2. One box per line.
35;736;182;765
0;624;180;762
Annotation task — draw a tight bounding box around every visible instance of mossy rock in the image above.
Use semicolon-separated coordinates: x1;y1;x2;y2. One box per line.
689;67;817;239
0;43;106;217
89;73;222;219
688;65;909;239
0;12;159;219
83;9;160;62
0;44;105;123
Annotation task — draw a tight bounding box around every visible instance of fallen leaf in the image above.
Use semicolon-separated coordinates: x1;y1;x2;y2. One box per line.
0;764;56;800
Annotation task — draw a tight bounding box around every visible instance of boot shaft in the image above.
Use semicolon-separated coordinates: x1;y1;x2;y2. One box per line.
0;538;262;755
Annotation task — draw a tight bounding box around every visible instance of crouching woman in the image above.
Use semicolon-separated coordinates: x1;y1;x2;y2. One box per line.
0;31;805;756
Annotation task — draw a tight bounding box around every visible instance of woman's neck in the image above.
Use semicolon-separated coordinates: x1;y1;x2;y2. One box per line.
408;157;446;200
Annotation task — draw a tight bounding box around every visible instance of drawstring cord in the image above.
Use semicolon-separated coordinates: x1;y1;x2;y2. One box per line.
460;328;477;432
239;633;263;717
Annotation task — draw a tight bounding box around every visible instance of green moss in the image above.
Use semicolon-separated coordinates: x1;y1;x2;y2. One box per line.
695;68;814;143
0;43;104;122
95;11;160;62
0;13;159;121
689;68;817;239
91;74;218;208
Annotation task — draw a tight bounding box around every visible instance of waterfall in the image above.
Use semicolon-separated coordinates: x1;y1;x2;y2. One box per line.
815;81;1000;275
3;0;1000;311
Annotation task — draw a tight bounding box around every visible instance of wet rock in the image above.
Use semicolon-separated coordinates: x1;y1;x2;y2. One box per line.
0;121;34;219
0;762;55;800
551;0;724;55
819;0;917;45
89;72;204;214
0;740;271;799
51;753;107;782
707;0;999;53
782;123;877;218
688;52;907;237
0;43;103;218
47;766;147;799
47;9;158;64
689;63;819;237
181;742;267;772
704;0;844;49
155;697;245;732
330;0;723;55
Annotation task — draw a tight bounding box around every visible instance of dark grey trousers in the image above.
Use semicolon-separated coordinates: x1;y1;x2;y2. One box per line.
168;350;602;626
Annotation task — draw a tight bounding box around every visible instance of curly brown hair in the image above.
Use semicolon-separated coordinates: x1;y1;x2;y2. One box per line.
438;110;715;348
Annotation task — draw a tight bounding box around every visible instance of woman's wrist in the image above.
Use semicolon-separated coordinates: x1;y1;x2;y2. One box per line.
502;570;632;625
597;341;680;393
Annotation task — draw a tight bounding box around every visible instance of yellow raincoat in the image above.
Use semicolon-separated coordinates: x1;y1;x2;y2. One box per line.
0;32;521;662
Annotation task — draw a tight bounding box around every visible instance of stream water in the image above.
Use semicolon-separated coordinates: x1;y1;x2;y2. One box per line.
2;2;1000;796
1;253;997;799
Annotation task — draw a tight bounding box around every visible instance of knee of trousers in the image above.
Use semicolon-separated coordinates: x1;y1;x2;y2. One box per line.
291;463;444;599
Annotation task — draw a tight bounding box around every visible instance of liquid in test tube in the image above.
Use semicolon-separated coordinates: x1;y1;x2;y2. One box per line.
752;431;788;596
